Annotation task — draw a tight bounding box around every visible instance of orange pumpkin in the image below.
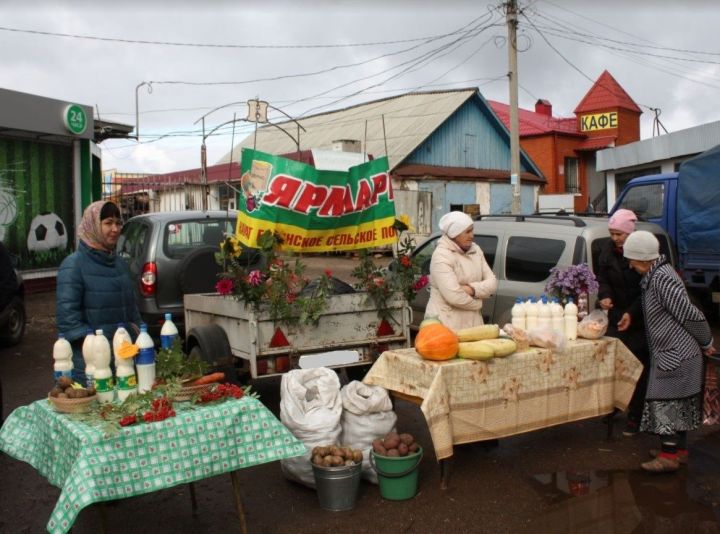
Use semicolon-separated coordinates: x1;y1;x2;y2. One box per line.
414;323;459;361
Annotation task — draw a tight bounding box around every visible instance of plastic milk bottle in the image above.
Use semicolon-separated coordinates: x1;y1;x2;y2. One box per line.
538;296;552;330
113;324;137;401
93;329;115;403
160;313;179;350
525;297;539;331
550;298;565;336
81;328;96;388
52;333;73;382
511;297;526;330
564;298;578;341
136;323;156;393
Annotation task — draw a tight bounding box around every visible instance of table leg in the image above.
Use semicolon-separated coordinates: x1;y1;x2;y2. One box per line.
189;482;198;513
440;458;452;490
230;470;249;534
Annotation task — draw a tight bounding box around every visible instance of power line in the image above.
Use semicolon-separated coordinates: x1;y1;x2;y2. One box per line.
0;24;471;49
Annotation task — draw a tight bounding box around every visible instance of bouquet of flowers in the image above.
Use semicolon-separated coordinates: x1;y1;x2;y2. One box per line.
544;262;599;301
214;231;334;327
352;215;429;321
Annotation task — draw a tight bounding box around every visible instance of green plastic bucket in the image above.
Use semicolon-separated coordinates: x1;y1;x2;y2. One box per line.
370;447;423;500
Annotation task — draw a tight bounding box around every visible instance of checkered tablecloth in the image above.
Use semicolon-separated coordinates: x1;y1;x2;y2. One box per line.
0;396;305;534
364;337;642;460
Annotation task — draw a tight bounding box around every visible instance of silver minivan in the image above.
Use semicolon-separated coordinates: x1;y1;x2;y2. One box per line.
408;214;675;329
116;210;259;337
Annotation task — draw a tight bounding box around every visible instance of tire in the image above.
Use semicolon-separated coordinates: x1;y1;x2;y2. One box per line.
176;246;223;295
0;297;26;346
185;324;232;368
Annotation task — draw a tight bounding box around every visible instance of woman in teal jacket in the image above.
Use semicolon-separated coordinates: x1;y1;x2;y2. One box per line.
56;201;142;384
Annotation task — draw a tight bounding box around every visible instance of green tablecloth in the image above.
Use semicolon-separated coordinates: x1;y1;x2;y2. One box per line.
0;396;305;533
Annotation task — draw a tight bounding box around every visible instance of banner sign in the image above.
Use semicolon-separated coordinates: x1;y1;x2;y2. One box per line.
580;111;618;132
235;149;397;252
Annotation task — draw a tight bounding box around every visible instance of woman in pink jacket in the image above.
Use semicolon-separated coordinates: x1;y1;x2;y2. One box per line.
425;211;498;331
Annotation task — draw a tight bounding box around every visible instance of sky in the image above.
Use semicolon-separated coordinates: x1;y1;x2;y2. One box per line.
2;0;719;175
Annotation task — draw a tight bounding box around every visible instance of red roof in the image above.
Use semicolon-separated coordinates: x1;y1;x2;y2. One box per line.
574;136;616;152
488;101;580;136
574;70;641;114
119;162;241;194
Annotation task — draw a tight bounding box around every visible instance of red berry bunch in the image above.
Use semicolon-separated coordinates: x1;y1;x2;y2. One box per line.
197;383;245;404
142;397;176;422
119;414;137;427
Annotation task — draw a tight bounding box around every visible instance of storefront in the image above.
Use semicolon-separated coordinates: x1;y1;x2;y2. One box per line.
0;88;105;287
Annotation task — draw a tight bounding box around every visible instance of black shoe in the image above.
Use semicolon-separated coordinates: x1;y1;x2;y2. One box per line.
622;420;639;437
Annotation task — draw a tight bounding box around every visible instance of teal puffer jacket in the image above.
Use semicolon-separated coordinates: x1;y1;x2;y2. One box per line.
56;241;142;344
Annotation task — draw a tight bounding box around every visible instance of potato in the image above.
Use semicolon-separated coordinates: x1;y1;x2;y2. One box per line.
57;392;68;399
386;448;400;457
65;388;81;399
373;443;387;455
322;456;334;467
330;455;344;467
50;387;63;398
75;388;89;398
57;376;73;389
312;454;324;466
408;442;420;453
330;446;342;457
311;446;321;457
398;443;409;456
352;450;363;463
383;432;400;450
399;433;415;446
86;387;96;396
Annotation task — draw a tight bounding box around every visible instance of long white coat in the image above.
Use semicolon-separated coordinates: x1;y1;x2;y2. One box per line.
425;235;497;331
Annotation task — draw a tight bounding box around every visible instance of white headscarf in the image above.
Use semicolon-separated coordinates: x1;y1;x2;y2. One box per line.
438;211;473;239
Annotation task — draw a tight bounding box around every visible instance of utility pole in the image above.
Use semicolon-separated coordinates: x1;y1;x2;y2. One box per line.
506;0;522;214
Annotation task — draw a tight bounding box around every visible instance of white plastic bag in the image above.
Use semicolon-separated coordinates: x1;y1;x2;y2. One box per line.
527;327;566;352
339;381;397;484
577;310;609;340
279;368;343;488
502;324;530;351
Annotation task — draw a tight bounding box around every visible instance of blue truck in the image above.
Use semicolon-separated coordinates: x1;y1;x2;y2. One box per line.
611;144;720;313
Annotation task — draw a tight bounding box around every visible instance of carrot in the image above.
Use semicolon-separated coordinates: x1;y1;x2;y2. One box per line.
191;372;226;386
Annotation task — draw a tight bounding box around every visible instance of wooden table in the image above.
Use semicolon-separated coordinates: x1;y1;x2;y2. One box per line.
363;337;642;487
0;396;305;533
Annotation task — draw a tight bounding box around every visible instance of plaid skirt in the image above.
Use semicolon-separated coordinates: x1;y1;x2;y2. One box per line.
639;394;702;436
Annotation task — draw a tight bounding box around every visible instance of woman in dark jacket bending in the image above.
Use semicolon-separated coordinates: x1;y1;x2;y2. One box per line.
56;201;142;384
596;209;649;435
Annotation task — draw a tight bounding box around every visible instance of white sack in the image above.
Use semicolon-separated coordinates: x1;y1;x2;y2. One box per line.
339;381;397;484
279;368;343;488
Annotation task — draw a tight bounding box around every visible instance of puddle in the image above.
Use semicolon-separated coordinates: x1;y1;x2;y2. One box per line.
527;436;720;532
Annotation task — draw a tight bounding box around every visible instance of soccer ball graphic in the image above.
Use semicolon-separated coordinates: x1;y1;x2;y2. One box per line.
27;212;68;252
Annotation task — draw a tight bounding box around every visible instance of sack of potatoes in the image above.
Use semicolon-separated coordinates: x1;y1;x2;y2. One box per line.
311;444;364;468
372;431;419;457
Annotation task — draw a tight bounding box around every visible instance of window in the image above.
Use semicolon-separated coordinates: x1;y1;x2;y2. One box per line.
117;222;148;260
616;167;660;192
506;237;565;282
618;183;665;220
414;234;498;275
564;158;580;193
164;219;235;258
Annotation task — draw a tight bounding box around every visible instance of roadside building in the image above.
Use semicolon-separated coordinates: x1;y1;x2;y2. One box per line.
489;70;641;213
0;87;131;290
217;88;545;236
597;120;720;207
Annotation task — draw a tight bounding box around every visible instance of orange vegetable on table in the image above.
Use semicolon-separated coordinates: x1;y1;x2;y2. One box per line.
190;372;226;386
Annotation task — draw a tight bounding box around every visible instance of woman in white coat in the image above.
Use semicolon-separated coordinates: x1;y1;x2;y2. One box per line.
425;211;497;331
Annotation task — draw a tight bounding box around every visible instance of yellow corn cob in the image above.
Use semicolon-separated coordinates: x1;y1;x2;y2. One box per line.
457;341;495;360
455;324;500;342
479;338;517;357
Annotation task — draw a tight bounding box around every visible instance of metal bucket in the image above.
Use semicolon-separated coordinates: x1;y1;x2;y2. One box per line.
312;462;362;511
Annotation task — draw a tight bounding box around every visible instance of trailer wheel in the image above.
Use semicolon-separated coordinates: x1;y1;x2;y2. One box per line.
185;324;232;369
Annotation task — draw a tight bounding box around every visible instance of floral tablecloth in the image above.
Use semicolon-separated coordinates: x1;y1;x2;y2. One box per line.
0;396;305;534
363;337;642;460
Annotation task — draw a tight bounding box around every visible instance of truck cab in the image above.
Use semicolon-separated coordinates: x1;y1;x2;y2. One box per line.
612;172;678;246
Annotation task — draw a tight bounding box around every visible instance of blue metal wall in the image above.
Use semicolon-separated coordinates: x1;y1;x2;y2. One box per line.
405;97;535;172
489;183;535;214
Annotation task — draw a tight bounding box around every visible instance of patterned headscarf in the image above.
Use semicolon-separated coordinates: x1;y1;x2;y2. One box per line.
78;201;115;252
